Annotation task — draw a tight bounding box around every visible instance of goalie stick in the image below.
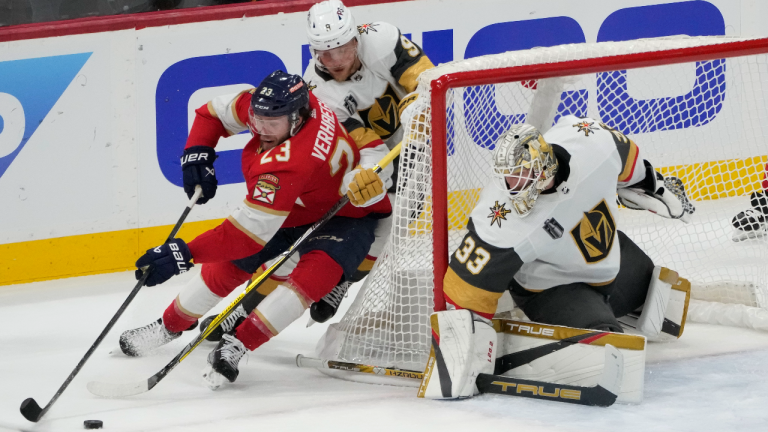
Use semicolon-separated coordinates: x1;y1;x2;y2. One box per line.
296;344;624;407
86;144;402;398
20;187;203;422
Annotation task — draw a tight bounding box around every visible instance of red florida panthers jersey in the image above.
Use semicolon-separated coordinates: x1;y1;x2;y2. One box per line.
185;90;391;264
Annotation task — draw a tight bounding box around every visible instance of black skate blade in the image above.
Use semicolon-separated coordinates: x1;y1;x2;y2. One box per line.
20;398;43;422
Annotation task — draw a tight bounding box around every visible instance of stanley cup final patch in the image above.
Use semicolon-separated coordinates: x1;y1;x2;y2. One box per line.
543;218;564;239
254;174;280;205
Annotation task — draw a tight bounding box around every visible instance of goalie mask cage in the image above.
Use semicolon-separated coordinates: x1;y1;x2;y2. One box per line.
317;36;768;376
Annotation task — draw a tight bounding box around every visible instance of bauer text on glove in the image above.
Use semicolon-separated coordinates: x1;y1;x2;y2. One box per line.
182;146;218;204
135;239;194;287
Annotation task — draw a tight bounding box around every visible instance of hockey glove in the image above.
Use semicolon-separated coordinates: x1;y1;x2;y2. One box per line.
136;239;193;287
398;92;430;139
618;161;694;223
182;146;218;204
343;166;386;207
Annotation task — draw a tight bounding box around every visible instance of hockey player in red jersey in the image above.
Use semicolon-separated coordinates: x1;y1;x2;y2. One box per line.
119;70;391;389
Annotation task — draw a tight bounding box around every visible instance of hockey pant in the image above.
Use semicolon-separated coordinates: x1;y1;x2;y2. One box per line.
162;215;378;350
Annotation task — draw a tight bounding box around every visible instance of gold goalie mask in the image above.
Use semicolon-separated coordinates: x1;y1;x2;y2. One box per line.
491;124;558;217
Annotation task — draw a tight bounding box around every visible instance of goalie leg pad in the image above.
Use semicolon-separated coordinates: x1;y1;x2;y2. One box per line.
495;319;646;404
417;310;497;399
617;266;690;340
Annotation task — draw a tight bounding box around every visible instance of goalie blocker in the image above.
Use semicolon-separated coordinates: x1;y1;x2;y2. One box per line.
418;311;646;404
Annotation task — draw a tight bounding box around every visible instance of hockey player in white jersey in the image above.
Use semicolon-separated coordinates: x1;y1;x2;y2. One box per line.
302;0;434;320
195;0;433;338
418;117;696;400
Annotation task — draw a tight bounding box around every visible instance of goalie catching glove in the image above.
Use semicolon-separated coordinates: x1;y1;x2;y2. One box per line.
617;160;694;223
135;239;193;287
342;165;386;207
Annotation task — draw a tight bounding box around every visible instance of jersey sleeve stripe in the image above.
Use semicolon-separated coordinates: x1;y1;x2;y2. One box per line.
349;127;382;149
206;101;219;119
617;139;639;182
342;117;364;133
231;91;247;127
229;204;286;245
397;56;435;94
243;199;290;216
443;267;503;315
226;215;268;247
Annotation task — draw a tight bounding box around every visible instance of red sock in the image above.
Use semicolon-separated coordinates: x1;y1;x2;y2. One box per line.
162;299;198;333
236;313;274;351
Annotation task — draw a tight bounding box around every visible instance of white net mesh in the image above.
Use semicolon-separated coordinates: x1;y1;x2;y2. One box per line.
317;36;768;372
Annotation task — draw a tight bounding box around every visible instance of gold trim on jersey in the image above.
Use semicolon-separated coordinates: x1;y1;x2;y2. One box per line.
349;127;382;149
226;216;267;246
493;319;646;350
206;101;219;118
243;199;290;216
443;267;503;315
588;278;616;287
398;56;435;93
675;277;692;338
617;139;639;182
232;90;248;127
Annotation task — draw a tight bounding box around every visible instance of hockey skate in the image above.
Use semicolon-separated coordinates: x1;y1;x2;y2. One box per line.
202;333;247;390
199;304;248;342
308;280;351;326
119;318;197;357
732;191;768;242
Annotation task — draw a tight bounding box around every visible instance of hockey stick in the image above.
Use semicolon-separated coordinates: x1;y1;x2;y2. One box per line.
86;144;402;398
20;186;204;422
297;344;623;407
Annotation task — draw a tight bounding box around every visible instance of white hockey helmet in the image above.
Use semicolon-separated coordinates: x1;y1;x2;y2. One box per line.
491;124;558;217
306;0;358;51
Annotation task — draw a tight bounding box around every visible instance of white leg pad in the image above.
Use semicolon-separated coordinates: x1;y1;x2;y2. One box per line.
418;310;497;399
253;283;309;335
176;273;224;318
618;266;690;340
496;319;647;404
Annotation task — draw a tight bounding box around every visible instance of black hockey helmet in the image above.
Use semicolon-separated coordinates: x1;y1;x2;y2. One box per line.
250;70;311;137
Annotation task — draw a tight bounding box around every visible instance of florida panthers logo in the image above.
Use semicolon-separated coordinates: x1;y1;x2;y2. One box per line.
254;174;280;205
571;200;616;263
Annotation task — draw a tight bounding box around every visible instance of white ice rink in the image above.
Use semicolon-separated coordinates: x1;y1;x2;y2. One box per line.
2;269;768;432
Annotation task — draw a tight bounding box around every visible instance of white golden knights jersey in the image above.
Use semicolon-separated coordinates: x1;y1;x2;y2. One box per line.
444;115;648;319
304;21;434;150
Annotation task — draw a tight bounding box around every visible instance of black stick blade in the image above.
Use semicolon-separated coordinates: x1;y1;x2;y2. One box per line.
20;398;43;422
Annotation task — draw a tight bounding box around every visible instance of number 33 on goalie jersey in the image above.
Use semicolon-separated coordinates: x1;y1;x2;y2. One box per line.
444;115;647;319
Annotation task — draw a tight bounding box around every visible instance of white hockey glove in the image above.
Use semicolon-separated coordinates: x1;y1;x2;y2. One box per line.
342;165;386;207
417;310;497;399
618;161;694;223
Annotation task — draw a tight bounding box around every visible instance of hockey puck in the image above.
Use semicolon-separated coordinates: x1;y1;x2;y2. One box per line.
84;420;103;429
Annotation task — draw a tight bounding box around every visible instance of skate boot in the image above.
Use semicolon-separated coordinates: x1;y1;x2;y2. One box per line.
119;318;197;357
732;191;768;242
202;333;247;390
199;304;248;342
308;280;351;326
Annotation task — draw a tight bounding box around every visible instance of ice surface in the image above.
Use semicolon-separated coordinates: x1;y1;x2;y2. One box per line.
2;270;768;431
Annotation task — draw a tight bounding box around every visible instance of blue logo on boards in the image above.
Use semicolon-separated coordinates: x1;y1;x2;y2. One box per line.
155;51;286;187
158;0;726;184
0;53;92;179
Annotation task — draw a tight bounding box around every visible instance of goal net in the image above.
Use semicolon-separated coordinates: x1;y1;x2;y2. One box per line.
316;36;768;375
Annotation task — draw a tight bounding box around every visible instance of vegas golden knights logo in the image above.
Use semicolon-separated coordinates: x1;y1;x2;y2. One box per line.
359;84;401;139
570;200;616;263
